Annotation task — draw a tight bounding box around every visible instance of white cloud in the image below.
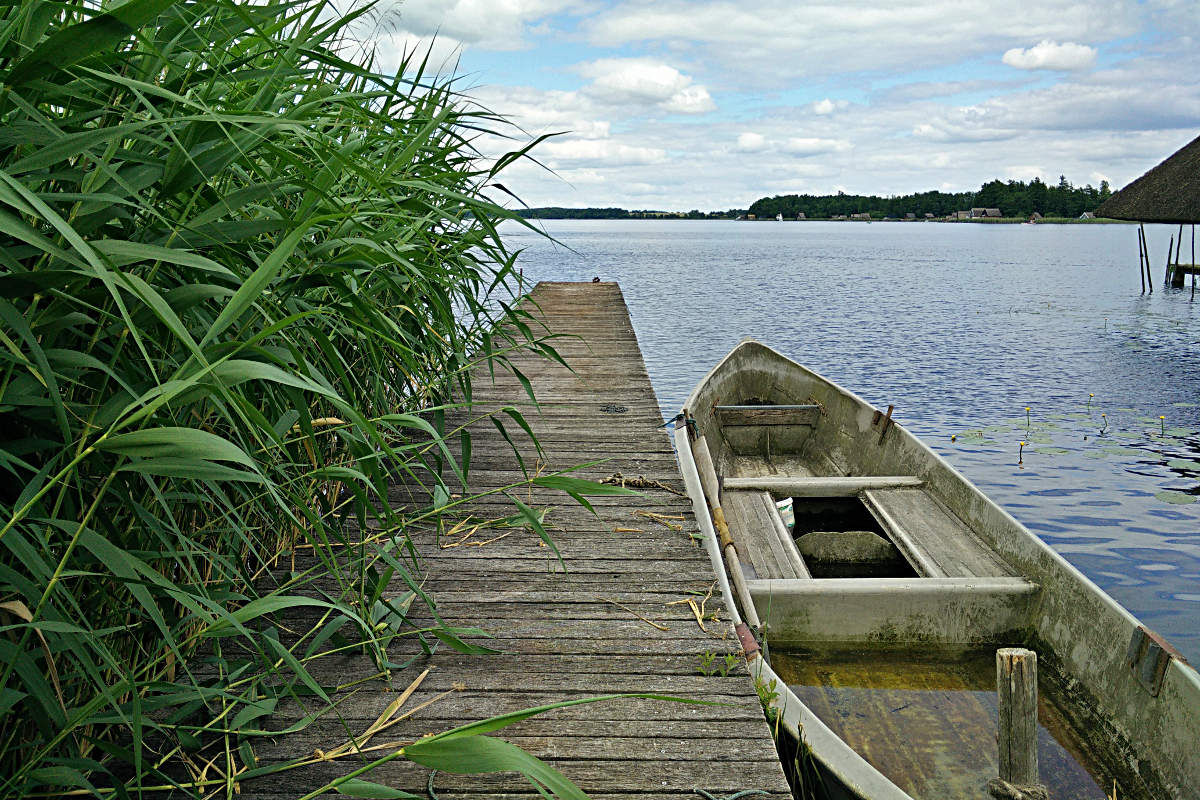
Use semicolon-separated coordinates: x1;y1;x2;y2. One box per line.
578;58;715;113
538;139;668;166
1002;40;1097;71
583;1;1137;81
365;31;465;76
736;132;767;152
383;0;587;51
784;137;851;156
1005;165;1047;182
876;79;1033;103
662;85;717;113
559;168;608;185
441;0;1200;209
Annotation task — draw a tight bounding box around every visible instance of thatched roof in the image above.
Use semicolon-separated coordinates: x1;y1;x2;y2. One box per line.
1097;133;1200;223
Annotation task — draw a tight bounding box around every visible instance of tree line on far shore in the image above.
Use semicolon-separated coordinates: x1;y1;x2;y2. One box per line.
750;175;1112;220
517;206;741;219
517;175;1114;220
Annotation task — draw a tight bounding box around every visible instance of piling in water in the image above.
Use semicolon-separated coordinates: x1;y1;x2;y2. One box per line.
989;648;1048;800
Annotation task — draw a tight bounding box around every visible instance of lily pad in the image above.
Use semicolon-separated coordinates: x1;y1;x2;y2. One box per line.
952;431;995;445
1166;459;1200;471
1085;446;1143;459
1154;491;1197;505
1033;447;1070;455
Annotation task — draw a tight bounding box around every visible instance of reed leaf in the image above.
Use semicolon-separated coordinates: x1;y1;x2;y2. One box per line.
0;1;614;797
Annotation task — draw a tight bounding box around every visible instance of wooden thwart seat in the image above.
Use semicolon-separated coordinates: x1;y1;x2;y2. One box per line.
862;487;1015;577
724;475;923;496
745;576;1039;646
715;404;821;427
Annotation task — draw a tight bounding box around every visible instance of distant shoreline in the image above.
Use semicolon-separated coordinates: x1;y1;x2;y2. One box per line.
515;209;1130;224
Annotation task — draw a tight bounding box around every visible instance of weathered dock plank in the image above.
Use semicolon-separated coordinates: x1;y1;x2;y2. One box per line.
250;282;790;798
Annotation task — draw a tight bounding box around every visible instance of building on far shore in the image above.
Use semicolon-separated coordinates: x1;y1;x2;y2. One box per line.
971;207;1003;218
796;212;806;220
850;212;871;220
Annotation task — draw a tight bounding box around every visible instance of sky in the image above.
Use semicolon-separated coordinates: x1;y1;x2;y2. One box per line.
363;0;1200;211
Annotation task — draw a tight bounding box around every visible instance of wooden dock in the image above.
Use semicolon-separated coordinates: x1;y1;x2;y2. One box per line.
251;282;792;798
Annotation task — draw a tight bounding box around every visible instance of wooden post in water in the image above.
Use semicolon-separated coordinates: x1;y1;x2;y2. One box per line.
1171;226;1186;288
1142;223;1153;293
988;648;1048;800
1137;227;1146;294
1166;234;1175;286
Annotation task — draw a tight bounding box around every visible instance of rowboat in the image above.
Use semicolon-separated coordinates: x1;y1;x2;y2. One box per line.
672;339;1199;800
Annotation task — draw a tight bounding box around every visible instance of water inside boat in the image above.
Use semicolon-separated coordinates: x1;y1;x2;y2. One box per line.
771;647;1116;800
788;496;917;578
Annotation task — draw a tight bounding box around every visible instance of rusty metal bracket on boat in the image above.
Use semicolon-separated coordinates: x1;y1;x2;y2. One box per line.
735;622;760;660
872;404;895;443
1127;625;1188;697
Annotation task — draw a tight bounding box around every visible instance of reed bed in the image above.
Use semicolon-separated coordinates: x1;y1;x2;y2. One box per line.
0;2;616;797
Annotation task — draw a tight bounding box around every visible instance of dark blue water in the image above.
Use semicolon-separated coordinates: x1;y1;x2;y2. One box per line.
504;219;1200;661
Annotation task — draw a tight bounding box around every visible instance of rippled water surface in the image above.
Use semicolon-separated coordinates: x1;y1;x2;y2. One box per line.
504;219;1200;660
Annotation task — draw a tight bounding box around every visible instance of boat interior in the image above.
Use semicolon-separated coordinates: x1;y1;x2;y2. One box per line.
680;340;1199;800
690;354;1037;651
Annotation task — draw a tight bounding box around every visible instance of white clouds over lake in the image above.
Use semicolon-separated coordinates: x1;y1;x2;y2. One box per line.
1002;41;1097;71
577;59;715;113
377;0;1200;209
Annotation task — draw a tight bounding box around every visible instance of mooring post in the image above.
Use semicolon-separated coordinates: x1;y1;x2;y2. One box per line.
1165;234;1175;285
1137;227;1146;294
1142;223;1153;293
988;648;1048;800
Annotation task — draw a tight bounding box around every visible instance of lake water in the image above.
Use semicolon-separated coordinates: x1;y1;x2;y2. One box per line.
504;219;1200;662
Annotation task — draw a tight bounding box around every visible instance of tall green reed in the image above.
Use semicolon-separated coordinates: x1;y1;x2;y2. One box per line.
0;1;596;797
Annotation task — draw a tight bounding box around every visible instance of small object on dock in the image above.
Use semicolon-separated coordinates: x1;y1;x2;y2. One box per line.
633;509;685;529
595;595;670;631
693;788;769;800
988;647;1048;800
592;276;600;282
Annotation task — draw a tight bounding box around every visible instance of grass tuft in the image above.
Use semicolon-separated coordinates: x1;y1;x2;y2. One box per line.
0;1;597;797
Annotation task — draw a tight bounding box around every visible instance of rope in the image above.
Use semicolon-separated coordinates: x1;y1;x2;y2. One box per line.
600;472;685;496
986;778;1049;800
427;769;439;800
